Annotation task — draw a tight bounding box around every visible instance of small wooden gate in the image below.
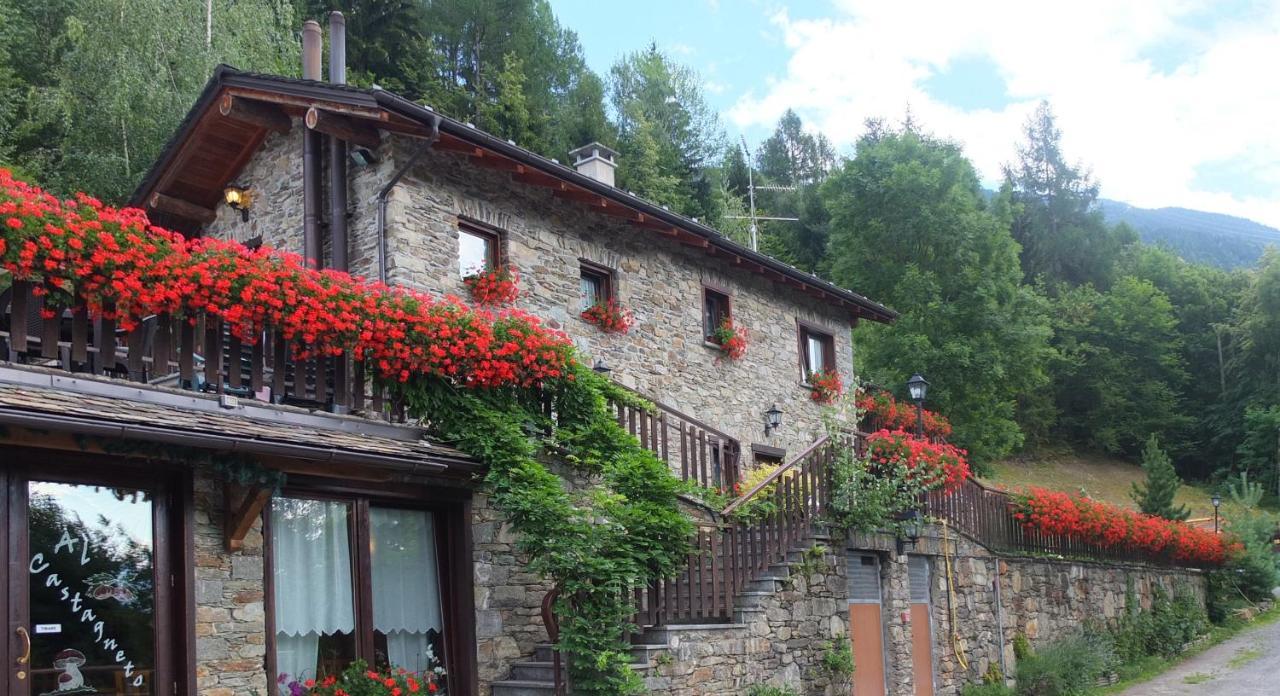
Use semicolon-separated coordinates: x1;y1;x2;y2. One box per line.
847;553;886;696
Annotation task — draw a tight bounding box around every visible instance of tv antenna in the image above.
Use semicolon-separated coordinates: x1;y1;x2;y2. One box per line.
726;136;798;250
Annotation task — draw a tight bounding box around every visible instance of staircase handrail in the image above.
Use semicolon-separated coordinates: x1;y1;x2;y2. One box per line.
720;433;838;516
606;380;742;447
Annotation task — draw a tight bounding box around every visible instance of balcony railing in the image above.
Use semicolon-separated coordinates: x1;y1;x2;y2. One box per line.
0;279;406;419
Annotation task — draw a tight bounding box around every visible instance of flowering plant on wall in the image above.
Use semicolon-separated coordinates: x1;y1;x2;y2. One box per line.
807;368;843;404
462;265;519;306
1009;487;1236;566
580;298;634;333
0;169;572;388
865;429;970;491
857;391;952;439
710;318;747;361
282;660;442;696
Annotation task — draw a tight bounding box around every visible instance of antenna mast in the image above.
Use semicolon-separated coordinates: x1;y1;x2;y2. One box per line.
728;135;798;250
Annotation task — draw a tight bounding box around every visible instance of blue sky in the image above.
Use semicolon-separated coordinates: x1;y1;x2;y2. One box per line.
550;0;1280;228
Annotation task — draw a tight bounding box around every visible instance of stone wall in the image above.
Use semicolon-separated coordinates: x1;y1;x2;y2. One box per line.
645;545;853;696
471;493;554;695
846;527;1208;695
192;471;269;696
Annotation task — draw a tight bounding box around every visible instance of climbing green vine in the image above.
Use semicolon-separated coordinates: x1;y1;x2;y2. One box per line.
392;365;692;695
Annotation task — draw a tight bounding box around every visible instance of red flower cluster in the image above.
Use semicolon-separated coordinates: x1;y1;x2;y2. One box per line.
808;368;843;404
286;666;439;696
710;318;747;361
0;169;574;389
857;391;952;439
865;429;970;491
580;298;634;333
1010;487;1236;566
462;265;519;306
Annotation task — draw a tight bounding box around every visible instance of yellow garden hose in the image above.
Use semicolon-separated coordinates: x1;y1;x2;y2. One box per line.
941;519;970;672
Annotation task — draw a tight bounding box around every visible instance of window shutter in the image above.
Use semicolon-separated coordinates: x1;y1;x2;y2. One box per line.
847;553;882;604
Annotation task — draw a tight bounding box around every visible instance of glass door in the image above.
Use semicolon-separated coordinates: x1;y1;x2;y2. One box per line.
7;467;170;696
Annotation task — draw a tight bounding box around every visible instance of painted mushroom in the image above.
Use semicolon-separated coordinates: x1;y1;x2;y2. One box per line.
52;648;87;691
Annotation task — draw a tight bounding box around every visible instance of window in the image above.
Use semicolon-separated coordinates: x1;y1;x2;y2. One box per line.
270;496;447;694
702;288;731;342
458;224;499;278
799;323;836;379
579;262;613;311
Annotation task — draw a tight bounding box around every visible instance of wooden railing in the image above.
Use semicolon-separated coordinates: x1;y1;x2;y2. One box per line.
923;477;1183;566
614;434;848;628
0;279;404;419
608;387;742;492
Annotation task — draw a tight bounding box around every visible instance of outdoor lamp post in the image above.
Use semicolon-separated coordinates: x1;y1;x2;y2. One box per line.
1212;494;1221;534
764;403;783;437
907;373;929;438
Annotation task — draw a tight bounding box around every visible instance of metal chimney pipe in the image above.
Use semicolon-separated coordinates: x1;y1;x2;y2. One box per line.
301;20;323;81
301;20;323;268
327;12;349;272
328;12;347;85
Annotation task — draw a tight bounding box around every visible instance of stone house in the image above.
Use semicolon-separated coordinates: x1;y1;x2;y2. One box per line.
0;17;1206;696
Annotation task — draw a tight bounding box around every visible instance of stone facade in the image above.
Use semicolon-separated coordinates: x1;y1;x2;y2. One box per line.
192;471;270;696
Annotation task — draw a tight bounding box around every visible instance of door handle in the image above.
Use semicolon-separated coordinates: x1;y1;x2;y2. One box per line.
16;625;30;663
16;626;30;680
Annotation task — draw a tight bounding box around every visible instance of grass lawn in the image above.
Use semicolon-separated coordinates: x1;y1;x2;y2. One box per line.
982;448;1252;524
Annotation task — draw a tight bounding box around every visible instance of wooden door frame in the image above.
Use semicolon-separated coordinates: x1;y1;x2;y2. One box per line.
3;455;185;696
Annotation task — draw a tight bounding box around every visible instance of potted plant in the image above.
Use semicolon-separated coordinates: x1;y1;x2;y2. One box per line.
462;265;519;305
581;298;634;333
710;318;747;361
808;368;843;404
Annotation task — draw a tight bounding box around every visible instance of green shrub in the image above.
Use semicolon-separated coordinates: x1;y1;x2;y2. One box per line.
962;683;1015;696
1012;634;1032;661
1206;502;1280;623
821;639;856;676
1015;631;1116;696
745;686;801;696
1111;587;1207;662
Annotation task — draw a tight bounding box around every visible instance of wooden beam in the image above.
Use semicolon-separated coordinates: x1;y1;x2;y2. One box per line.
218;95;291;133
150;192;217;224
470;155;525;173
224;483;272;552
435;138;484;155
554;189;608;206
305;107;381;149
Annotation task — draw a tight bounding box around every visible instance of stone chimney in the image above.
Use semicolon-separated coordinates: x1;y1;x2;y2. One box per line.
568;142;619;187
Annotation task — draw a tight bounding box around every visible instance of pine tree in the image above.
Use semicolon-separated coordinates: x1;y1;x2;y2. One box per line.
1130;435;1190;521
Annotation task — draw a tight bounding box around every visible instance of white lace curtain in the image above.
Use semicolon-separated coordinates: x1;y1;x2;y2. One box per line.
371;507;443;674
271;499;443;691
272;498;355;690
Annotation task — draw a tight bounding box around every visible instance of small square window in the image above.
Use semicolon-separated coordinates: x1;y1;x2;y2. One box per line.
703;288;731;342
579;262;613;310
799;324;836;379
458;224;500;278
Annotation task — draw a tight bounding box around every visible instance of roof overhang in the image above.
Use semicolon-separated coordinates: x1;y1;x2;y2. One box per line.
131;67;897;324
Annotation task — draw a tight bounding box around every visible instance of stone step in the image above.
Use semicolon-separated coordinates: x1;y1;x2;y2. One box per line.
510;661;565;682
536;642;665;663
640;622;747;645
491;680;558;696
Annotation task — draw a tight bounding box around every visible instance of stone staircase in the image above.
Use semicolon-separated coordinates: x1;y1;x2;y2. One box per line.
491;528;834;695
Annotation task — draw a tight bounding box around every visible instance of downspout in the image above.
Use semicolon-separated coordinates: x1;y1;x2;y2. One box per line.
327;11;349;272
994;560;1008;680
376;116;440;285
301;20;323;268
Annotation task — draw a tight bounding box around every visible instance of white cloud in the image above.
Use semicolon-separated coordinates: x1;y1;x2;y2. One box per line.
728;0;1280;227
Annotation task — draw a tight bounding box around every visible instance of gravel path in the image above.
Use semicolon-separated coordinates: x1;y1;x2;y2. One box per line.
1111;617;1280;695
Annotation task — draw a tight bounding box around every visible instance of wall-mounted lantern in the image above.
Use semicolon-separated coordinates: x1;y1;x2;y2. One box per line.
592;359;612;375
895;508;922;556
223;185;254;222
764;403;783;436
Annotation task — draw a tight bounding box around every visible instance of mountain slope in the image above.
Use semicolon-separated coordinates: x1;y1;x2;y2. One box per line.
1098;199;1280;269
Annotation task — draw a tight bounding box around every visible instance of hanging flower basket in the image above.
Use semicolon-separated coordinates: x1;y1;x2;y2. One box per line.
808;368;843;404
710;318;747;361
463;265;519;306
581;298;634;334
